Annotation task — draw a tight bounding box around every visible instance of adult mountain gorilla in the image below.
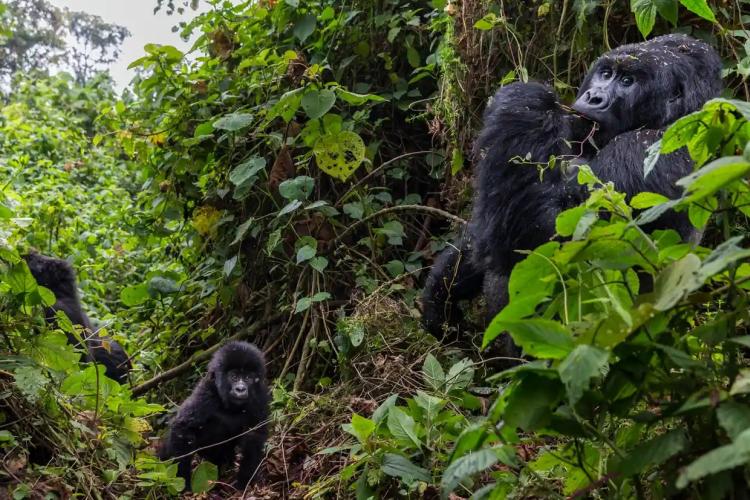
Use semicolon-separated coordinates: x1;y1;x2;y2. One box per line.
422;35;722;347
24;252;131;383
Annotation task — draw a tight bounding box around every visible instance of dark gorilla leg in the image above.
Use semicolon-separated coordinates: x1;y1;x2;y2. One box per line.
482;271;522;363
235;431;267;488
421;237;484;338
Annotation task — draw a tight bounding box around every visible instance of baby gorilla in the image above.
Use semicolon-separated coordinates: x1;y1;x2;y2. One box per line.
159;341;269;492
24;252;131;383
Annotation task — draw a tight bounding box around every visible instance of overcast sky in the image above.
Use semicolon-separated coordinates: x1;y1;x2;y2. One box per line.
48;0;208;90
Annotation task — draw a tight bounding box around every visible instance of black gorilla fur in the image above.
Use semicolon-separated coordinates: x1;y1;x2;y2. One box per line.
159;341;269;491
422;35;722;347
24;252;131;383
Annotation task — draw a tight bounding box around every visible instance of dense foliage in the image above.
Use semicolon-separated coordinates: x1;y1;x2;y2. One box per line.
1;0;750;498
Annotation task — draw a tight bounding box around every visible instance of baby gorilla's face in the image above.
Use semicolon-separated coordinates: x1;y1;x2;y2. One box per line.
224;368;261;406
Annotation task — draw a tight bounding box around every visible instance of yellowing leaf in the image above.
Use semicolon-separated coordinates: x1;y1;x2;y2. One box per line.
313;131;366;181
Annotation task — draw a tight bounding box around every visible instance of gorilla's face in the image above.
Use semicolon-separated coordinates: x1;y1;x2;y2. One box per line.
216;367;262;407
573;61;644;135
572;34;722;145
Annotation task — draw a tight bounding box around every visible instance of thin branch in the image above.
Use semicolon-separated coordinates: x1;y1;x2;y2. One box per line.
332;204;466;249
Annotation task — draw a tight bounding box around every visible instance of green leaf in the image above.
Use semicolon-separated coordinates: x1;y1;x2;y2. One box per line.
676;429;750;489
717;402;750;440
310;256;328;272
698;236;750;282
372;394;398;424
301;89;336;120
223;256;238;277
231;217;255;246
313;131;366;181
446;359;474;393
678;0;716;21
422;353;446;391
279;176;314;201
441;448;503;496
678;156;750;203
406;46;420;68
120;284;150;307
413;391;445;421
382;454;430;483
654;0;678;24
484;319;574;359
194;121;214;137
343;413;376;443
611;430;687;477
296;245;316;264
229;157;266;187
293;14;316;42
7;263;37;295
631;0;657;37
213;112;254;132
652;253;702;311
556;206;587;237
631;192;670;209
558;345;609;404
387;407;422;449
191;461;217;493
503;373;562;431
336;89;387;105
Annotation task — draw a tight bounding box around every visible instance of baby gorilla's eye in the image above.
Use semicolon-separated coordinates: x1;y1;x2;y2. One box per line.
600;68;613;79
621;75;635;86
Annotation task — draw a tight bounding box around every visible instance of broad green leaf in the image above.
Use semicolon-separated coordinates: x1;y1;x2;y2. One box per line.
631;192;669;209
387;407;422;449
310;256;328;272
446;359;474;392
372;394;398;424
422;353;445;391
611;430;687;477
678;156;750;203
121;284;150;307
296;245;316;264
676;429;750;489
279;176;314;201
413;391;445;421
698;236;750;282
441;448;510;497
229;157;266;187
293;14;316;43
191;461;217;493
503;374;563;431
213;112;254;132
558;345;609;404
556;206;587;237
336;88;387;105
7;263;37;295
678;0;716;21
313;131;366;181
343;413;376;443
631;0;657;37
382;453;430;483
652;253;702;311
13;365;48;404
717;402;750;440
654;0;678;24
301;89;336;120
484;319;574;359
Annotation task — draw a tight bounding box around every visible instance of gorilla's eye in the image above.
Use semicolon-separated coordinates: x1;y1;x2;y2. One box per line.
621;75;635;86
600;68;613;79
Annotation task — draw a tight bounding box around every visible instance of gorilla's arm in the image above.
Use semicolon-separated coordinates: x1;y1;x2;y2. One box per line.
470;82;589;274
590;128;695;239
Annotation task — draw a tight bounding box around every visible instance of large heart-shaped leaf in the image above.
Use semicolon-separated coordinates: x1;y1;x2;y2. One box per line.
313;131;365;181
